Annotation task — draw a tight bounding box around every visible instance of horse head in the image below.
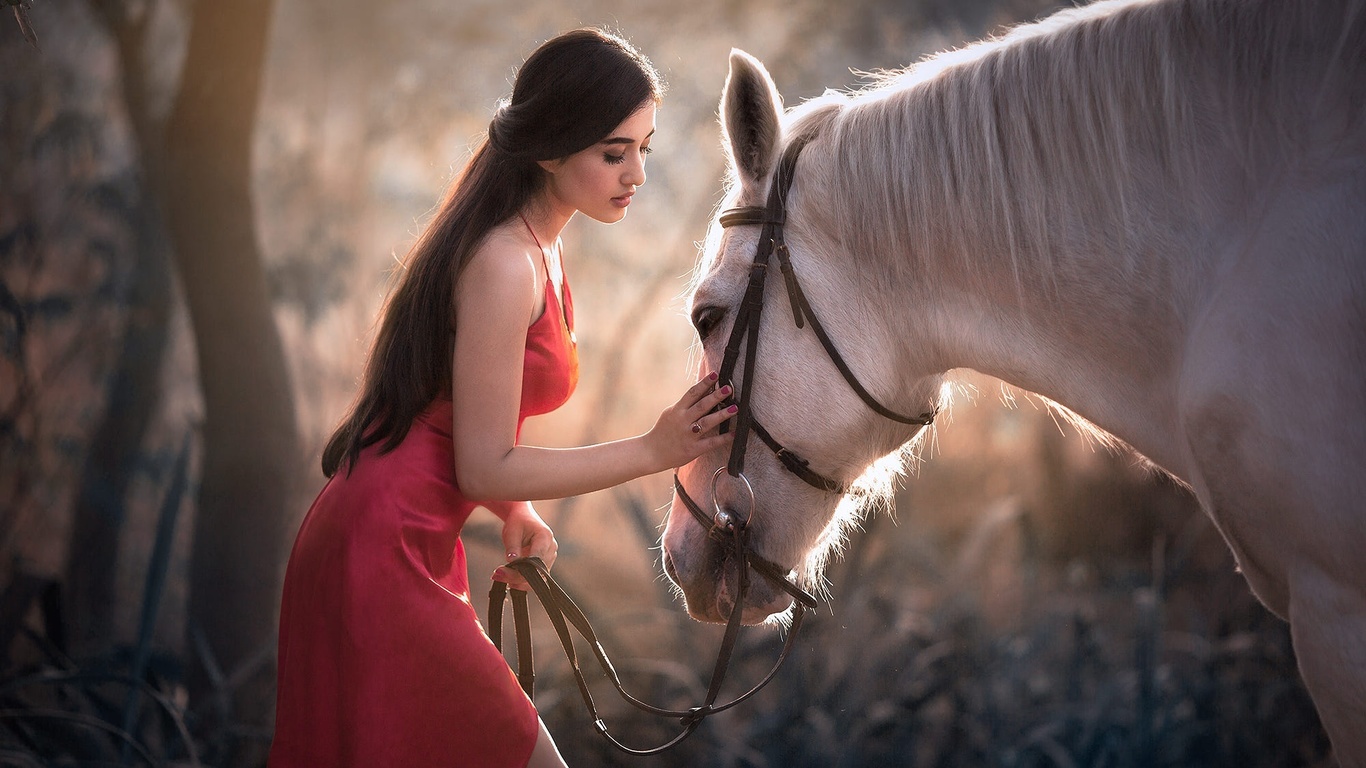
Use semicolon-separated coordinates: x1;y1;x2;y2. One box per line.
662;50;943;625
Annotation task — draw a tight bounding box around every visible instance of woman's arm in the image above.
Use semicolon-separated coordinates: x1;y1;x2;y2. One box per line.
452;231;733;502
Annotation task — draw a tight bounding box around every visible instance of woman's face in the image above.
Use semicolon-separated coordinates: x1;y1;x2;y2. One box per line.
540;102;656;224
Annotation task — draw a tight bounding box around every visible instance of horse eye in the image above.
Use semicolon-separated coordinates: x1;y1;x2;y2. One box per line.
691;305;724;340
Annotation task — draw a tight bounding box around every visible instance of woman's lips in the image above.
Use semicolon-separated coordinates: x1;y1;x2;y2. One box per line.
611;193;633;208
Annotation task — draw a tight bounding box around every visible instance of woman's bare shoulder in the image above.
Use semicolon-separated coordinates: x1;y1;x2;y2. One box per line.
460;220;540;307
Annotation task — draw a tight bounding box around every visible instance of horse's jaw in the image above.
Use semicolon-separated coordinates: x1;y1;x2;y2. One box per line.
661;509;796;625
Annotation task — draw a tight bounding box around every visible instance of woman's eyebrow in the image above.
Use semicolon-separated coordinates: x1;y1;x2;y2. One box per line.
600;128;656;146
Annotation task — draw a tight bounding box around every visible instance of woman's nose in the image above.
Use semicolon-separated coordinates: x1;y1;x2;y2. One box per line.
625;154;646;186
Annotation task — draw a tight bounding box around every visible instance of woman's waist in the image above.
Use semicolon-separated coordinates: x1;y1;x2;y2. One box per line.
350;418;468;504
326;447;477;536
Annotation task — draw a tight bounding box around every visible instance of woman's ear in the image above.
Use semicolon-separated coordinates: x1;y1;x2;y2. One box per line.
536;158;563;175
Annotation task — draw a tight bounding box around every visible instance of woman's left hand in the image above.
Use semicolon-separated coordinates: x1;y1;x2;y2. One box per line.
489;501;558;591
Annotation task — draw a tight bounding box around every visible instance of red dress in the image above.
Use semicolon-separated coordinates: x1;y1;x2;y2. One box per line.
270;275;578;767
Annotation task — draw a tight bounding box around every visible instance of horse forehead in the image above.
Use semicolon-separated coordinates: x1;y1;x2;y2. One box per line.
692;227;762;304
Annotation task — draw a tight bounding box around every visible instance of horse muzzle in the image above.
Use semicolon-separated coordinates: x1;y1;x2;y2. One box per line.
662;537;795;624
664;473;798;624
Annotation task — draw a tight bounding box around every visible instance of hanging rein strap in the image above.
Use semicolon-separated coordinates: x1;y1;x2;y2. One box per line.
488;526;815;755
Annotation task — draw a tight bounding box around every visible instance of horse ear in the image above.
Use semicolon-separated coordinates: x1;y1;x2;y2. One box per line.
721;49;784;187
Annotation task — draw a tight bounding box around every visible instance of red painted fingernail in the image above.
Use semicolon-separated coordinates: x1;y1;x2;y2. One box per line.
721;385;732;395
707;372;718;381
727;405;738;413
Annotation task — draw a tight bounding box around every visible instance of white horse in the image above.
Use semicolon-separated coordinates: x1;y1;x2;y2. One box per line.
664;0;1366;761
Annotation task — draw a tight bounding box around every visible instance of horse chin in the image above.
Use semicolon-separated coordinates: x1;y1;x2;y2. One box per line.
716;577;795;625
662;531;795;625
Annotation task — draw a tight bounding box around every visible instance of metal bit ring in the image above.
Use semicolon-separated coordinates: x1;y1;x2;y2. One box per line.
710;466;756;530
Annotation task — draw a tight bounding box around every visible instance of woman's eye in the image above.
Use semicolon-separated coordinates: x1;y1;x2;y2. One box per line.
691;306;724;340
603;153;626;165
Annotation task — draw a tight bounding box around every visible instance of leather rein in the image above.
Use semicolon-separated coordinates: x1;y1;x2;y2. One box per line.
489;542;814;755
488;128;933;755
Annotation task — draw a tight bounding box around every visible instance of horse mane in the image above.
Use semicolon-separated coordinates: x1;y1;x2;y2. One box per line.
814;0;1366;292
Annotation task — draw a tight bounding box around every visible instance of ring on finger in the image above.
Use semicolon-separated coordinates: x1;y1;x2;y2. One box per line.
690;422;701;434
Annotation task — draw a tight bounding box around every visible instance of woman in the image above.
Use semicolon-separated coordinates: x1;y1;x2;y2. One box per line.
270;29;734;767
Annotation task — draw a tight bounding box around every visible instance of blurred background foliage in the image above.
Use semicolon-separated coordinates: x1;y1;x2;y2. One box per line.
0;0;1332;765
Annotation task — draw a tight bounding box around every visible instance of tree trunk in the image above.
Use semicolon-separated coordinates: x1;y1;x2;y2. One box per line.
159;0;296;750
64;192;172;657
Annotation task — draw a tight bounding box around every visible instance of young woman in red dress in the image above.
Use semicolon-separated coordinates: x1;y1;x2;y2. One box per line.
269;29;735;767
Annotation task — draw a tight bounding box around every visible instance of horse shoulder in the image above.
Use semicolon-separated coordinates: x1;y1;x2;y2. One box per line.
1177;170;1366;617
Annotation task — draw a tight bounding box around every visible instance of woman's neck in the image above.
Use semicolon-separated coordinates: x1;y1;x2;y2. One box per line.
519;202;568;299
521;196;573;247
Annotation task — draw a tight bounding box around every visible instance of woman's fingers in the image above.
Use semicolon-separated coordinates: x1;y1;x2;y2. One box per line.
649;371;744;469
692;402;739;434
686;381;734;426
686;371;720;399
705;382;734;409
496;504;557;591
680;375;732;415
709;402;739;429
515;528;557;567
676;372;738;444
495;540;555;591
532;533;558;569
492;566;530;591
682;372;733;409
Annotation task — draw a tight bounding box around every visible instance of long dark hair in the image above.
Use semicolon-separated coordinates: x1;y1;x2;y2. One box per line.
322;28;663;477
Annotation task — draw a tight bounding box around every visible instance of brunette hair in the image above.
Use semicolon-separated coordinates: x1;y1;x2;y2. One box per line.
322;28;663;477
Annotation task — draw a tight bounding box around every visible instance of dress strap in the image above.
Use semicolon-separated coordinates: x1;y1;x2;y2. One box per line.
518;212;566;314
518;212;545;256
518;212;554;274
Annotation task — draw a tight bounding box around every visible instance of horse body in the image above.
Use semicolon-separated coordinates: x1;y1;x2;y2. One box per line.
666;0;1366;760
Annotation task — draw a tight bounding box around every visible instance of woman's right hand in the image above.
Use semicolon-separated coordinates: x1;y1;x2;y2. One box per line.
491;501;557;592
643;372;738;471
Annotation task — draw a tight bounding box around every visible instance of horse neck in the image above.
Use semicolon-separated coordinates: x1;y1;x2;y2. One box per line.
810;84;1215;472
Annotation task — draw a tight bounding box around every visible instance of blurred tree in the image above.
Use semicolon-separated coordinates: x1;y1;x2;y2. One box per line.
89;0;296;756
2;4;144;631
63;156;172;656
63;199;171;654
160;0;295;748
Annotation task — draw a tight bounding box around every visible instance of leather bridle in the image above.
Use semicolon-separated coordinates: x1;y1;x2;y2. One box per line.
677;128;936;510
662;129;941;739
488;128;936;756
